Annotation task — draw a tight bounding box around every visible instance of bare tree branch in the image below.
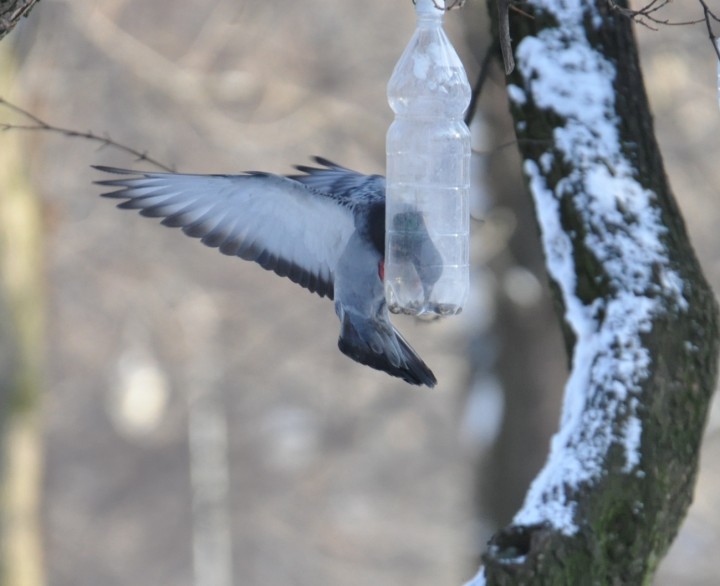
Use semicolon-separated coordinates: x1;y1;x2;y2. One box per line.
0;0;41;42
699;0;720;60
608;0;720;62
0;98;175;172
607;0;703;28
465;41;499;126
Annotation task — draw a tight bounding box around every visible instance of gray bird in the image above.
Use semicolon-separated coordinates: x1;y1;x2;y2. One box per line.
94;157;438;387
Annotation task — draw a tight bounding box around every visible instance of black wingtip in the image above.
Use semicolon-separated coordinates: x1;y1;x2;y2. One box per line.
92;165;138;175
292;156;345;175
311;156;343;169
92;166;144;189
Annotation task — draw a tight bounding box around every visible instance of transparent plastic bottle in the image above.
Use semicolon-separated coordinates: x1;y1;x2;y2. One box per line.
385;0;471;317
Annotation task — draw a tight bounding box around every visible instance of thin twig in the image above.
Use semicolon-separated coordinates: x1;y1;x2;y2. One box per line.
0;97;175;172
608;0;704;28
472;137;553;158
472;140;518;157
608;0;720;60
699;0;720;60
465;41;500;126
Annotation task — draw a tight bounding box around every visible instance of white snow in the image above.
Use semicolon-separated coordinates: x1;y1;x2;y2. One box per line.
505;0;687;535
463;567;487;586
506;83;527;105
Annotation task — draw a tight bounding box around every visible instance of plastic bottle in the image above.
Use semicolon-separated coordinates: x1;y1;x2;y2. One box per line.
385;0;471;316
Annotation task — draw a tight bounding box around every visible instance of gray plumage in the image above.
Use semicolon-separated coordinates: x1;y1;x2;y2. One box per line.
93;157;438;387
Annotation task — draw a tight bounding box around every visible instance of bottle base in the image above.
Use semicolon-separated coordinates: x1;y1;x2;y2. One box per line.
387;301;463;317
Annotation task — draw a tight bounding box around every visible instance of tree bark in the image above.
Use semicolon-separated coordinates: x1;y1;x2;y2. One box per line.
0;0;40;42
468;1;720;584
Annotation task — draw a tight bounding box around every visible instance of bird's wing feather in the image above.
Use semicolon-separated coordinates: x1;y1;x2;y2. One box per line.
289;157;385;203
94;166;356;299
337;309;437;387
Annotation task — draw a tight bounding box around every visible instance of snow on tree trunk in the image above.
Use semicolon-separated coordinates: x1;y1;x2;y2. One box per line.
467;1;720;584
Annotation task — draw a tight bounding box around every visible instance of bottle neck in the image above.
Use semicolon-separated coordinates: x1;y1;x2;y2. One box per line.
415;0;444;27
415;0;445;12
416;14;443;29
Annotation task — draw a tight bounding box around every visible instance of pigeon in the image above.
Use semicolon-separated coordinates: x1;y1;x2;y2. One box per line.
93;157;438;387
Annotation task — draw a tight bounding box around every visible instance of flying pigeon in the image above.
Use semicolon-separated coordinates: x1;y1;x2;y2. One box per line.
93;157;439;387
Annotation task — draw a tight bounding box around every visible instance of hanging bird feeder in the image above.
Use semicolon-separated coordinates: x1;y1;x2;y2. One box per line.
385;0;471;316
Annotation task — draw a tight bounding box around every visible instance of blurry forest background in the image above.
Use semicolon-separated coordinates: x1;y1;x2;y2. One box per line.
0;1;719;585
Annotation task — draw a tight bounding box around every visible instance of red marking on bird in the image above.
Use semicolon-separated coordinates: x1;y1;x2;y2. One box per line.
378;260;385;281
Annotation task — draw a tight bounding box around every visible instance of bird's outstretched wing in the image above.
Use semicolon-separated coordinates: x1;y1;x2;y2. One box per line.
289;157;385;203
93;166;356;299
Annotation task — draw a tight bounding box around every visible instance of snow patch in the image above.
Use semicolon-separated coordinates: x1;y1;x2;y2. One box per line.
506;83;527;105
506;1;686;535
463;568;487;586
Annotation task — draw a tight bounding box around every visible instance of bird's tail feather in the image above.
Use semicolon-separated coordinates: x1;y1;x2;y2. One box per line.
337;312;436;388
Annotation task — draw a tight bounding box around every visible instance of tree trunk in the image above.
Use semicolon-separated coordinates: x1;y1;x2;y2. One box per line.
0;0;41;42
468;1;720;584
0;43;45;586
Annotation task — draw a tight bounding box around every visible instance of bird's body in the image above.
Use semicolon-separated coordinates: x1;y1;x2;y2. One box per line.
94;157;438;387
